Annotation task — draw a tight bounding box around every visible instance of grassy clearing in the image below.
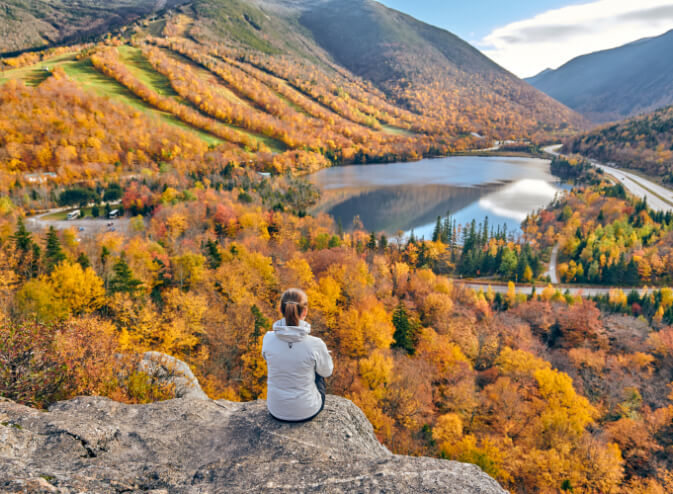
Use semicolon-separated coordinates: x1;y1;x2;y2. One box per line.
120;45;284;151
155;46;286;152
381;124;415;136
62;58;225;146
116;45;179;98
0;52;225;145
159;47;250;106
0;53;77;86
2;44;288;153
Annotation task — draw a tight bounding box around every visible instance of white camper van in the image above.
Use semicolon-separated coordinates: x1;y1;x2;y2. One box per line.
66;210;80;220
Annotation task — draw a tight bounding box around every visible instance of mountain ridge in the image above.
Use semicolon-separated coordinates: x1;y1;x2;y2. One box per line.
1;0;586;145
526;28;673;123
0;0;191;56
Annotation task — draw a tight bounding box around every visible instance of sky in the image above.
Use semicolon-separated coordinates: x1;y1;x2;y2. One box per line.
377;0;673;78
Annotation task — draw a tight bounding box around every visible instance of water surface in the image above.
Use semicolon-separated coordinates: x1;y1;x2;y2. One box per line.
308;156;565;237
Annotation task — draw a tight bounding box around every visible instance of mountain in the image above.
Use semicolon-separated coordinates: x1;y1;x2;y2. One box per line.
526;29;673;123
0;0;585;157
563;104;673;180
250;0;587;135
525;67;552;86
0;0;192;56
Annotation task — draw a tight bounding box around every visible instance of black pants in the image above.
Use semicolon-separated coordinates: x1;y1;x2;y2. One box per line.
271;374;326;423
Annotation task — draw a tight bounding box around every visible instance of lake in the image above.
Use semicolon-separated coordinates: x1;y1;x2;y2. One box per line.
308;156;566;238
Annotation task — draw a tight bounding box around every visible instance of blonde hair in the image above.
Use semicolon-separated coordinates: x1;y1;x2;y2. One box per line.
280;288;308;326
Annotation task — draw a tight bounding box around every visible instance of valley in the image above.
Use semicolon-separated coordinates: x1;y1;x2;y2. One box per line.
2;1;673;493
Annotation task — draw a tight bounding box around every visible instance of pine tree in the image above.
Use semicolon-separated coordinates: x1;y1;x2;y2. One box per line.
109;256;142;295
367;232;378;250
13;217;33;253
378;233;388;250
481;216;489;246
30;243;41;279
391;305;419;355
250;305;270;342
432;216;442;242
625;259;640;285
204;239;222;269
100;246;110;268
441;215;452;244
77;252;91;269
44;226;66;272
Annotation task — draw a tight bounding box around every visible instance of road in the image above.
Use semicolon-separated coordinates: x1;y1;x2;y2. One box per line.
457;281;653;297
542;145;673;212
546;244;559;284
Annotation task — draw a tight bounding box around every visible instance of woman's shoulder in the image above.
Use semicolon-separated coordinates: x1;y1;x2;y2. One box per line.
305;334;328;349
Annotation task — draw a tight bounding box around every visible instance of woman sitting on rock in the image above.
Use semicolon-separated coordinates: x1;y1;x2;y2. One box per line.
262;288;333;422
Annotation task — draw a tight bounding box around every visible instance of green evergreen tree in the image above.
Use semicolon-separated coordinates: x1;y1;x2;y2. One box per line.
44;226;66;272
481;216;489;246
100;246;110;268
30;243;41;279
367;232;378;250
204;239;222;269
441;214;452;244
12;217;33;253
378;234;388;250
250;304;271;342
391;305;420;355
432;216;442;242
109;255;142;295
625;259;640;285
76;252;91;269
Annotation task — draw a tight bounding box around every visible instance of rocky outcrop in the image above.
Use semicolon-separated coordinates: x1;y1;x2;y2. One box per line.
1;356;507;493
138;351;209;401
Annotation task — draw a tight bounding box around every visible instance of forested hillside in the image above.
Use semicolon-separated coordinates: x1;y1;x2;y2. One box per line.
526;157;673;287
526;29;673;123
9;2;671;493
4;162;673;492
0;0;584;173
563;105;673;181
0;0;189;55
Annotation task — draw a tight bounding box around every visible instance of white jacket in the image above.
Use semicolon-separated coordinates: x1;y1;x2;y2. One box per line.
262;319;334;421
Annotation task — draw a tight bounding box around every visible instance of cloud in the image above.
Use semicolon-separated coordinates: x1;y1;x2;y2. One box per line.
498;24;593;45
616;4;673;22
480;0;673;78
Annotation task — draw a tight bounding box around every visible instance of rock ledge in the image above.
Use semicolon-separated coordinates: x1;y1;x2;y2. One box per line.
1;355;507;493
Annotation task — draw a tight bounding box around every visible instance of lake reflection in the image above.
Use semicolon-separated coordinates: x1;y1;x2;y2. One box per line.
308;156;565;236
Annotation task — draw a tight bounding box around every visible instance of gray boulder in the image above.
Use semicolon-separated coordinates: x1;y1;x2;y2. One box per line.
137;351;209;401
0;357;507;494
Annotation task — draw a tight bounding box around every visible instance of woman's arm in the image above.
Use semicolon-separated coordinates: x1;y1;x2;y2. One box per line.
315;340;334;378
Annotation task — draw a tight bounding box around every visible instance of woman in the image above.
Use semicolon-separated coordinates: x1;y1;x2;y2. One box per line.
262;288;333;422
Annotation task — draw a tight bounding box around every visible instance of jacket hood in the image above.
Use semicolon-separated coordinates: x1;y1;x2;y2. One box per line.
272;319;311;342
